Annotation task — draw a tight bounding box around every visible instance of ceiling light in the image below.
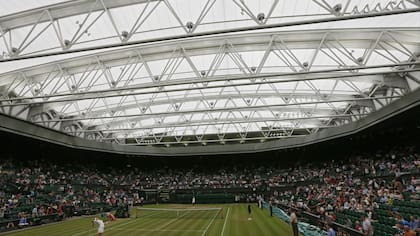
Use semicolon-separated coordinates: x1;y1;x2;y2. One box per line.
257;13;265;22
10;47;19;55
63;40;71;48
121;31;129;40
333;4;342;13
186;21;194;30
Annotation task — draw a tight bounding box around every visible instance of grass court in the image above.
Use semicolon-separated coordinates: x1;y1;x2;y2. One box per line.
3;204;295;236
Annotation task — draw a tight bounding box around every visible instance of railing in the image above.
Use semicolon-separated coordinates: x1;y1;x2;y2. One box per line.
0;214;62;233
262;201;325;236
276;203;364;236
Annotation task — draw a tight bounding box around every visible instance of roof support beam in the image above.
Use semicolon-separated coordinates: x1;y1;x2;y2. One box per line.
55;92;359;118
1;59;418;101
30;95;400;124
1;7;419;62
0;67;417;108
83;114;362;134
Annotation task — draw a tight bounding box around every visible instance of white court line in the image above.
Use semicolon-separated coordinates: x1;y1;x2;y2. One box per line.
108;210;164;231
220;207;230;236
201;209;220;236
138;207;222;211
71;211;163;236
101;210;167;234
149;214;184;231
111;229;204;232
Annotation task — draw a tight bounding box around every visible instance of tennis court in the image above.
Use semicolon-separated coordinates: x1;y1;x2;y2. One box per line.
4;204;295;236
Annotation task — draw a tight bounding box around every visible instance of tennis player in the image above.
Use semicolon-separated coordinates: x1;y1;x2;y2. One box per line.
93;217;105;236
107;213;116;222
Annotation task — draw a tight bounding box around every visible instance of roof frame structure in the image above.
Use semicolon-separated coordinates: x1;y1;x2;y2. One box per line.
1;0;420;61
0;1;419;151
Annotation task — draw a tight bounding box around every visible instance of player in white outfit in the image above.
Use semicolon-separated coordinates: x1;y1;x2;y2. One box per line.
93;217;105;236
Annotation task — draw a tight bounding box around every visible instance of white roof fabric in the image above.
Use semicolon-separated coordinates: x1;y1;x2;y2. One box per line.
0;0;419;147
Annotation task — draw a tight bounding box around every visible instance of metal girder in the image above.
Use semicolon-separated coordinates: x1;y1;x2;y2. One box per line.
0;1;419;151
68;107;340;128
55;92;358;119
1;86;419;153
2;28;420;80
82;113;353;133
0;0;150;29
19;89;399;142
82;115;361;145
31;95;398;125
2;0;418;32
0;27;419;145
0;68;417;110
105;127;329;144
0;29;418;104
0;0;419;60
382;74;411;90
312;0;420;17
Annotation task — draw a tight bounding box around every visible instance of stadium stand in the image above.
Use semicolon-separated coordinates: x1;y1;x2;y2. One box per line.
1;144;419;235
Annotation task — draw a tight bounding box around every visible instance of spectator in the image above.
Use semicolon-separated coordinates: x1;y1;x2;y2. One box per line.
290;209;298;236
354;220;362;232
409;215;419;231
0;205;5;219
362;215;373;236
18;213;28;227
403;225;416;236
31;205;38;217
327;224;336;236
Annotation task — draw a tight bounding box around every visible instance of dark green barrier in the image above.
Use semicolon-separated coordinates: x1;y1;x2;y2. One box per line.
170;193;235;204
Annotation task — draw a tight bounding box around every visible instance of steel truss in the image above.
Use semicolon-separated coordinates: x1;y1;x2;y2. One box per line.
0;0;419;60
0;27;420;146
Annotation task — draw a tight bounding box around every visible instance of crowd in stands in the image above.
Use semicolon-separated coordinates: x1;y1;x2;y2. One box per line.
272;146;420;236
0;145;419;235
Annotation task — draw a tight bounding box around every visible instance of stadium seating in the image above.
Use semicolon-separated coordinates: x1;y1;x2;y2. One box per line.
0;146;419;235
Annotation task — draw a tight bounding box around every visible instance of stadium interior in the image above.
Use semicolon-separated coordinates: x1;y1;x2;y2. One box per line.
0;1;420;236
